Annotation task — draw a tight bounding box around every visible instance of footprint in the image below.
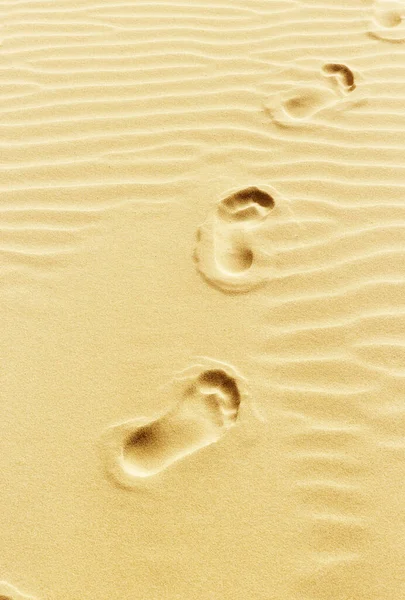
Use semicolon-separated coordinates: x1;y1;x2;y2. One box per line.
368;0;405;41
99;359;245;485
265;85;339;125
264;64;362;126
217;186;275;223
321;63;356;94
194;186;275;293
0;583;37;600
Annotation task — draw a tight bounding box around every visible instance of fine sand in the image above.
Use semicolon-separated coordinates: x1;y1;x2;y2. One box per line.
1;0;405;599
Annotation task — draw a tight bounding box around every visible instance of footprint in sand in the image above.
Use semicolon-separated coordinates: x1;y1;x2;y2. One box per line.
273;86;338;122
368;0;405;41
321;63;356;94
265;63;359;126
0;582;37;600
194;186;275;293
99;359;245;485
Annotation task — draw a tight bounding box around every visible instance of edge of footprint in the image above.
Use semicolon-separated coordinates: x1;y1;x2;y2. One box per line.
0;582;37;600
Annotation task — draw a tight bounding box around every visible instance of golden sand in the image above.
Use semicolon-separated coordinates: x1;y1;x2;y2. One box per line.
1;0;405;598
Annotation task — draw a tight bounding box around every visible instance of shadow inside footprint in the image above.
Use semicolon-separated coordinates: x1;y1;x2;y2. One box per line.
100;362;243;483
218;186;275;223
376;9;402;26
322;63;356;93
198;369;241;411
282;87;337;120
217;244;253;274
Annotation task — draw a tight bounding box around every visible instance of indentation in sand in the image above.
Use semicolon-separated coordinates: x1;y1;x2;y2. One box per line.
264;63;362;126
288;88;337;119
194;186;276;293
0;583;37;600
217;186;275;223
99;358;245;485
322;63;356;94
369;0;405;41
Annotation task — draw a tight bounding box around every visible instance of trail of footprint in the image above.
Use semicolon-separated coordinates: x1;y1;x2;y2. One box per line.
0;582;37;600
99;358;245;486
194;186;275;293
368;0;405;41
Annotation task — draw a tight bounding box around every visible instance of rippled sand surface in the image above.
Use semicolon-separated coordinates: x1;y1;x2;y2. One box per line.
1;0;405;598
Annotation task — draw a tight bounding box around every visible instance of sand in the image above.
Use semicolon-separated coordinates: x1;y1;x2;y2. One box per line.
1;0;405;598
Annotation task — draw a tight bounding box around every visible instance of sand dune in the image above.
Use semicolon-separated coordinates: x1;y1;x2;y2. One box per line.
1;0;405;599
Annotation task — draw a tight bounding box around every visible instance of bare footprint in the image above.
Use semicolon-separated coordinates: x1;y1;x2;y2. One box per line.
0;583;37;600
321;63;356;94
217;186;275;223
264;63;362;126
194;186;275;293
99;359;245;486
368;0;405;41
265;85;338;125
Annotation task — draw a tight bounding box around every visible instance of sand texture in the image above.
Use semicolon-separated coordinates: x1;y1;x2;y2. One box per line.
1;0;405;598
